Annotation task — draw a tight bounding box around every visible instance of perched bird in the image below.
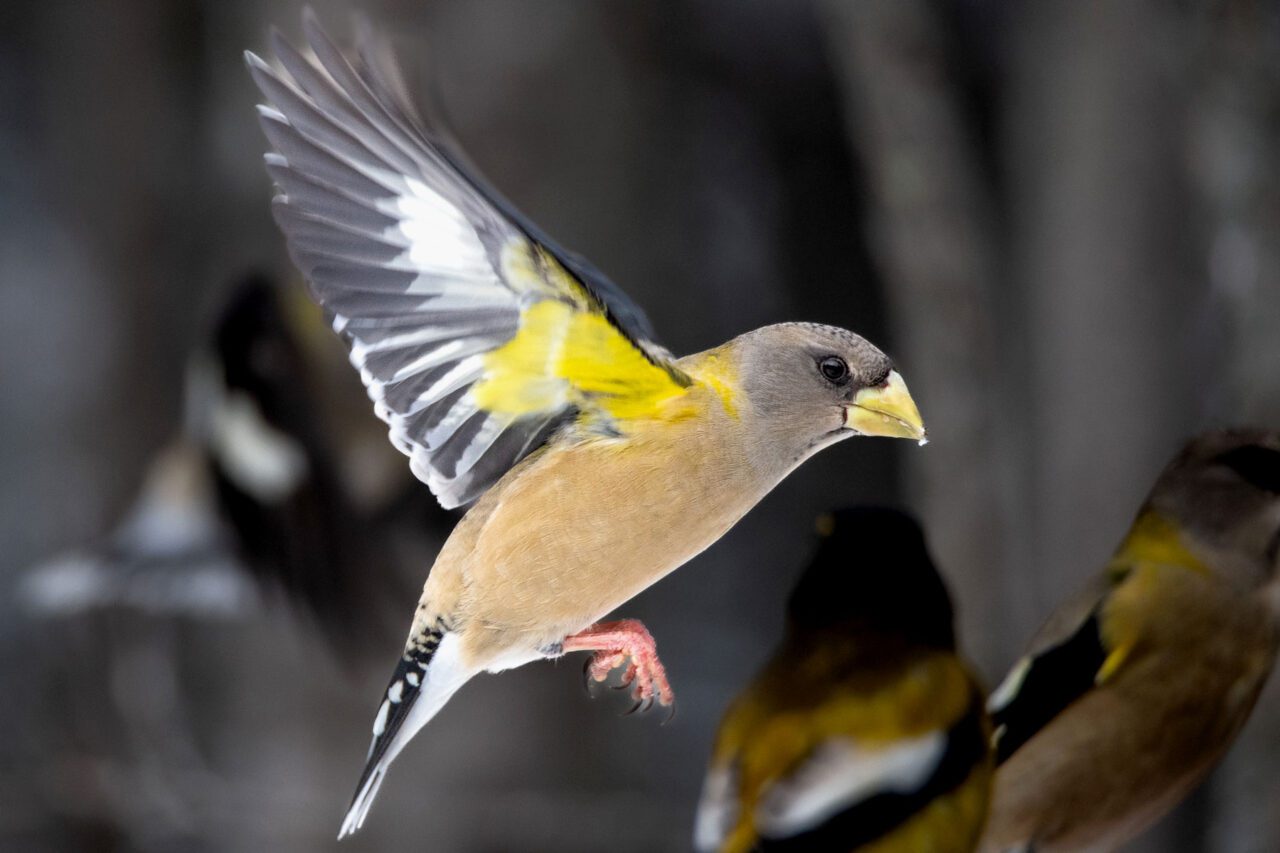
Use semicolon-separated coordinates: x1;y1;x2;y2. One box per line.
695;508;992;853
982;429;1280;852
246;13;926;836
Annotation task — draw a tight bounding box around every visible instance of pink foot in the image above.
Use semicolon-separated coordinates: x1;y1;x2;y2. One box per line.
562;619;675;710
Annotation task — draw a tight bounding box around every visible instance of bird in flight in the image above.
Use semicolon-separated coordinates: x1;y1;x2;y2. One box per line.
246;11;926;837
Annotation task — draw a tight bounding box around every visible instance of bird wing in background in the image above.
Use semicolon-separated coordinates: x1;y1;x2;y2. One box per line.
982;433;1280;852
986;578;1112;765
187;274;417;642
21;275;363;626
16;441;256;619
697;654;989;853
246;11;689;509
986;514;1201;766
699;733;949;852
18;273;438;648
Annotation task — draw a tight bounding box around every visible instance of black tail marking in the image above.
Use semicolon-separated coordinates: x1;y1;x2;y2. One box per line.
340;622;444;836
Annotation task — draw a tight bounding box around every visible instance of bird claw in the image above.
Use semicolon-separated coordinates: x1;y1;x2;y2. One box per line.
561;619;676;715
582;656;596;695
611;662;638;690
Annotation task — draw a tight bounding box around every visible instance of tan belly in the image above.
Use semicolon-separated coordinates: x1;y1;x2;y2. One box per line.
439;411;771;668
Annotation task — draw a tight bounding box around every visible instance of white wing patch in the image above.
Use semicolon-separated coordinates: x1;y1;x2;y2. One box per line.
694;762;740;852
249;15;670;510
189;356;309;503
247;28;549;510
209;391;310;502
395;177;490;272
987;656;1032;715
756;732;947;838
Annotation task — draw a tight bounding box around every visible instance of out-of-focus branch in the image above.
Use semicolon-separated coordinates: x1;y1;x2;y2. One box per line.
1004;3;1201;851
818;0;1018;672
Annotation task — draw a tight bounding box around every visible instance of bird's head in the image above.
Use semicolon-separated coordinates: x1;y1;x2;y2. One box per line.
1138;429;1280;599
787;507;956;649
730;323;925;463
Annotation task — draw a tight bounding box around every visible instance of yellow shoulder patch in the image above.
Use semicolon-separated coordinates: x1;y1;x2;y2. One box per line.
470;241;691;424
1095;643;1132;686
1095;563;1164;686
1108;511;1208;575
1096;511;1208;685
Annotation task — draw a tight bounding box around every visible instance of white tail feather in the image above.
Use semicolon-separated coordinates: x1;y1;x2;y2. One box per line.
338;633;473;838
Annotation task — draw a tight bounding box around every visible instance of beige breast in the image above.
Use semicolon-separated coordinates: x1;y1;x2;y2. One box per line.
415;382;784;670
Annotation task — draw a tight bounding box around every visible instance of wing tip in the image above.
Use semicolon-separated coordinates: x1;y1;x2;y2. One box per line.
302;6;341;60
255;103;287;124
301;4;322;31
245;51;287;101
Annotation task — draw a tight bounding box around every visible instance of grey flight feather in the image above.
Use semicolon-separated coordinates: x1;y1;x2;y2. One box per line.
247;10;661;508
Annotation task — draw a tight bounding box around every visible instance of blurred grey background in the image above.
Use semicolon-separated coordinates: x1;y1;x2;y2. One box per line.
3;0;1280;850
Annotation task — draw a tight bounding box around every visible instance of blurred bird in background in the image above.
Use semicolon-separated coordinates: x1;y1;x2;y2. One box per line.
246;13;926;836
19;273;452;647
981;429;1280;852
694;507;991;853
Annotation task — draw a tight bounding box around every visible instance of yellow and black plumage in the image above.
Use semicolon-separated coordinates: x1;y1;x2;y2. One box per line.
696;508;991;853
189;275;454;636
18;273;451;646
982;429;1280;852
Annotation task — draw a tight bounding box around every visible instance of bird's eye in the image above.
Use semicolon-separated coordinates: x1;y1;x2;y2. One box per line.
818;356;850;385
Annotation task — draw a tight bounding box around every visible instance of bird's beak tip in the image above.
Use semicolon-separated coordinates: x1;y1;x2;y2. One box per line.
844;370;926;442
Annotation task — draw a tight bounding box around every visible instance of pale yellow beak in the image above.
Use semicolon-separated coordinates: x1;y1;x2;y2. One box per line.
845;370;927;443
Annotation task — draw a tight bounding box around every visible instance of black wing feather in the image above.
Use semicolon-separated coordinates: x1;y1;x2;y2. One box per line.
990;611;1109;764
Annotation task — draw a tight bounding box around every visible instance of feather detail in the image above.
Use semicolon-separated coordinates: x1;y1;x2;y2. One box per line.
247;12;688;509
339;629;473;838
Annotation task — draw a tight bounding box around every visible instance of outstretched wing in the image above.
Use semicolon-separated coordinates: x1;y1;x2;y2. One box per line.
247;12;687;508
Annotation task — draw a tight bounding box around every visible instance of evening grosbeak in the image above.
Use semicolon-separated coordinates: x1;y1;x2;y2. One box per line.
186;276;452;636
20;274;438;636
246;13;926;837
695;508;991;853
981;430;1280;852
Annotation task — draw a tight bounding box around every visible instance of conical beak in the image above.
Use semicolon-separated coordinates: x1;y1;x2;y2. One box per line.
845;370;927;444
